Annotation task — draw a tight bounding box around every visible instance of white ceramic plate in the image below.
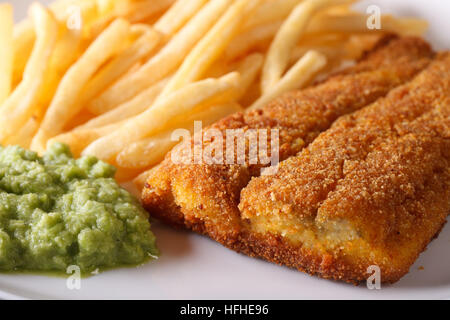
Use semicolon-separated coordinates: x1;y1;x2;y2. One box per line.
1;0;449;300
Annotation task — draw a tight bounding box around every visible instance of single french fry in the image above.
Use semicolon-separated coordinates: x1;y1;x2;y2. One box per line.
306;13;429;36
31;19;130;153
202;53;263;98
12;20;34;89
48;122;123;158
87;0;231;113
155;0;208;36
0;4;14;104
225;20;282;61
159;0;261;98
251;50;327;110
116;130;174;169
116;102;243;169
80;77;170;128
82;72;241;161
243;0;302;30
0;3;58;144
261;0;353;93
81;27;161;109
289;45;342;65
4;117;39;149
34;27;83;123
123;0;174;23
289;33;349;64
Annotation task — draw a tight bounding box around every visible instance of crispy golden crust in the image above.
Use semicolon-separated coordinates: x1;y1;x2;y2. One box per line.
240;53;450;283
142;36;438;283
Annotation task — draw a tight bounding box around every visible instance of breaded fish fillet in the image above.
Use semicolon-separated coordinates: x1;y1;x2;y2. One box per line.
142;36;434;246
240;52;450;283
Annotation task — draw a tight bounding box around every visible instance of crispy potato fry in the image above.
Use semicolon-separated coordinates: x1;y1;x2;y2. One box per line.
261;0;353;93
33;27;83;123
117;131;176;169
200;53;263;97
81;27;161;110
82;72;241;161
31;19;130;153
48;122;123;158
0;4;13;104
243;0;301;30
12;20;34;89
225;21;282;61
12;0;99;86
289;33;349;64
289;45;342;65
80;77;170;128
88;0;231;113
0;3;58;144
307;13;429;36
155;0;208;36
116;102;243;169
4;117;39;149
251;50;327;110
123;0;174;23
159;0;260;98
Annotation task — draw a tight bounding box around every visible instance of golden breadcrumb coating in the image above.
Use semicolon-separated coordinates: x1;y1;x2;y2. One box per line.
142;36;439;283
240;52;450;283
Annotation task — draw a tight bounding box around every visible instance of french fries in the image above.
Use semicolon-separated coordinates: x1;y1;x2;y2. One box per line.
4;117;39;149
81;26;161;110
116;102;243;169
250;50;327;110
31;18;131;153
0;4;13;104
154;0;207;36
158;0;260;97
261;0;353;93
82;72;241;161
122;0;174;23
0;0;431;186
82;77;170;127
88;0;231;113
0;3;58;144
48;122;123;157
225;21;282;61
243;0;301;30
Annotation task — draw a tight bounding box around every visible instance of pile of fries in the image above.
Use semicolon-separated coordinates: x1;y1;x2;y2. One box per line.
0;0;427;189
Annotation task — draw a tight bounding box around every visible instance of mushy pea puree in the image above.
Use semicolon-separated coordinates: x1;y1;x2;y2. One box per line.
0;143;158;273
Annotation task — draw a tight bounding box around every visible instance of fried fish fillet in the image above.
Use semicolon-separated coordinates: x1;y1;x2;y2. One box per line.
142;36;437;282
143;35;433;236
240;52;450;283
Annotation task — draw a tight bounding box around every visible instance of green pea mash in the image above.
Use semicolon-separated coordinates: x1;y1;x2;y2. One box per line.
0;143;158;274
